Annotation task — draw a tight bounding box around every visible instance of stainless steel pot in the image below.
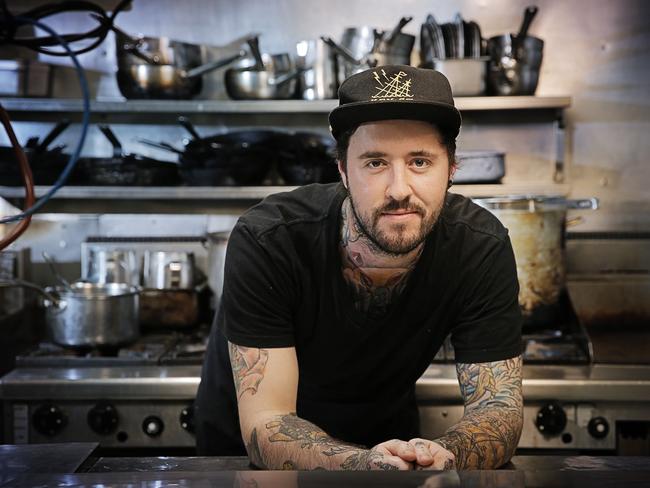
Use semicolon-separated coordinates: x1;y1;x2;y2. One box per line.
205;231;230;310
84;249;139;286
295;39;338;100
115;31;246;100
224;52;303;100
45;282;139;348
473;196;598;319
143;251;195;290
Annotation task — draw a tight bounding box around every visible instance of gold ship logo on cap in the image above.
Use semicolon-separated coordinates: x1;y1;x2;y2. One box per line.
371;69;413;100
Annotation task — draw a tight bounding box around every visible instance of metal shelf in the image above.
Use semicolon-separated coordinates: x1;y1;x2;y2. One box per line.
0;183;571;201
0;96;571;114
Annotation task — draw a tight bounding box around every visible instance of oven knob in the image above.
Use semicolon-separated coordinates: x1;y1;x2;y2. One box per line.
588;416;610;439
33;403;67;437
142;416;164;437
535;401;567;436
88;401;119;435
180;403;195;433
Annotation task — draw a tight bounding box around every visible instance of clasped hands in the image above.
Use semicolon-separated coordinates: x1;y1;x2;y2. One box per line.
368;438;456;470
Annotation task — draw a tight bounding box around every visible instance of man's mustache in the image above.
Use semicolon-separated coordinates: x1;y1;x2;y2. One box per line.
379;198;425;215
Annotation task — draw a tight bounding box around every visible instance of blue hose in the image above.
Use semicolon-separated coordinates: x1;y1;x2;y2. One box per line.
0;15;91;224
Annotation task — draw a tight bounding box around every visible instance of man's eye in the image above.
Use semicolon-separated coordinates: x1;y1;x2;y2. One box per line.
411;159;430;168
366;160;385;169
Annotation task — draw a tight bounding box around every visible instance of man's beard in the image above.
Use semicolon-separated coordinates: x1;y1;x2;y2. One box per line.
347;190;444;256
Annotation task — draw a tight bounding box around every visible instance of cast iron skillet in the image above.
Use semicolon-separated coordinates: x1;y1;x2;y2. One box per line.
140;116;276;186
0;120;79;185
76;125;180;186
274;131;339;185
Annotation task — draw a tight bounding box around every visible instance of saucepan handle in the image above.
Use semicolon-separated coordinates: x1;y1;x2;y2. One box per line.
566;198;599;210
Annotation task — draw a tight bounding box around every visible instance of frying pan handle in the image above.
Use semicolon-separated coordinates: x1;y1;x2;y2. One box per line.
178;116;202;140
36;119;71;153
183;50;247;79
138;138;184;155
98;125;124;159
383;16;413;47
91;13;161;65
320;36;364;65
566;198;599;210
514;5;538;49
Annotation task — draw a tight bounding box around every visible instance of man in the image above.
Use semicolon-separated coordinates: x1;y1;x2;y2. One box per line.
195;65;523;470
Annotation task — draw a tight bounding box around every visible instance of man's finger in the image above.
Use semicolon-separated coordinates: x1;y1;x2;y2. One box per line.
369;454;413;471
377;439;416;462
412;440;434;466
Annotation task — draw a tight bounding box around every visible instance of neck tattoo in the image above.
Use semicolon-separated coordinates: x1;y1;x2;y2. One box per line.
339;197;424;317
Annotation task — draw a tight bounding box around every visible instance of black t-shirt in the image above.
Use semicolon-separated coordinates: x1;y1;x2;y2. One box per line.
194;183;522;455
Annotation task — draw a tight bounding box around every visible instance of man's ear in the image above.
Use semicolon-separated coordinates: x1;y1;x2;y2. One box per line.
337;160;348;189
449;163;457;180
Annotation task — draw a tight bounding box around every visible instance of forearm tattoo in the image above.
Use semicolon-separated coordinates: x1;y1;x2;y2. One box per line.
228;343;269;400
436;356;524;469
251;412;395;470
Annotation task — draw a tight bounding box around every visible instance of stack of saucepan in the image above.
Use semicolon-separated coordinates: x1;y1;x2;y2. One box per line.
140;116;339;186
321;16;416;82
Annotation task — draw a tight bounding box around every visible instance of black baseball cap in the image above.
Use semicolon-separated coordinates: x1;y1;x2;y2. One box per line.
329;65;461;140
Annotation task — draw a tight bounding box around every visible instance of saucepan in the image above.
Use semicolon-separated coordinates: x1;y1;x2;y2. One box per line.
225;37;304;100
109;20;249;99
0;280;140;348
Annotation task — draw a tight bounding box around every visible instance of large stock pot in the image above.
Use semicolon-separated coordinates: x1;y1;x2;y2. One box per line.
473;196;599;326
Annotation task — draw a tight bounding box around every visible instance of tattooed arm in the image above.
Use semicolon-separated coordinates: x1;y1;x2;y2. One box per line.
228;342;415;470
430;355;524;469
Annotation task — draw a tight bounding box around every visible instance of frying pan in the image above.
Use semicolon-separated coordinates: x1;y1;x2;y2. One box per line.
0;120;77;186
140;117;275;186
274;131;339;185
76;126;179;186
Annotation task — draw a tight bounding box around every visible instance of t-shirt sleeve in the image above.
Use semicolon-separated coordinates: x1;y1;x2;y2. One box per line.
220;221;296;348
450;235;523;363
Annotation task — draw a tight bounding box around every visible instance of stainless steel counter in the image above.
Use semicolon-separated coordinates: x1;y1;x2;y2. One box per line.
2;364;650;402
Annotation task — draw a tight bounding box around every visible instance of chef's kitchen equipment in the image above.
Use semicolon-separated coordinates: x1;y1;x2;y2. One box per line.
274;131;338;185
0;120;78;186
453;150;505;183
44;282;140;348
205;231;229;310
113;24;247;100
0;59;52;97
473;196;599;327
139;289;200;329
224;37;303;100
140;117;274;186
487;6;543;95
143;251;195;290
327;20;415;81
83;249;139;287
295;39;338;100
422;58;488;96
76;125;179;186
420;14;487;95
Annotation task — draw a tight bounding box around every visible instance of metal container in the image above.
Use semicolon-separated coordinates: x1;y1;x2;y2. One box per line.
143;251;195;290
44;282;140;348
224;53;302;100
423;58;488;96
84;249;139;286
295;39;337;100
454;150;505;183
473;196;598;318
115;34;245;100
487;34;544;96
0;60;52;97
139;288;199;328
205;231;230;309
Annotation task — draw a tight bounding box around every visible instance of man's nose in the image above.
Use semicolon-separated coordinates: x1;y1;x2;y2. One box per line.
386;164;412;202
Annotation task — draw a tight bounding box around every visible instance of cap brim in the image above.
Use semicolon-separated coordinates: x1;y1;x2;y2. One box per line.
329;100;461;140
